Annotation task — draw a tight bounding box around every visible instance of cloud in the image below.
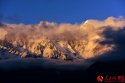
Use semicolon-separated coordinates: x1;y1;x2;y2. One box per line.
0;28;7;40
81;16;125;29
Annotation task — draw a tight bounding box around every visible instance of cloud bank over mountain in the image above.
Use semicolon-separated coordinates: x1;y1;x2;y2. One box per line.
0;16;125;61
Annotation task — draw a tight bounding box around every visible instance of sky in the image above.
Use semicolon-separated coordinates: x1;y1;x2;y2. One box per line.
0;0;125;24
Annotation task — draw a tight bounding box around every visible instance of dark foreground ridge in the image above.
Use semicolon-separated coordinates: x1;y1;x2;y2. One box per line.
0;59;125;83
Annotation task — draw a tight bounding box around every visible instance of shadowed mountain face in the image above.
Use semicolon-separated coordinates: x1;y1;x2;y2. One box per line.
0;59;125;83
